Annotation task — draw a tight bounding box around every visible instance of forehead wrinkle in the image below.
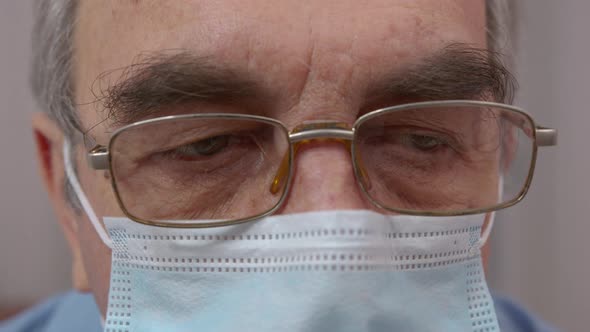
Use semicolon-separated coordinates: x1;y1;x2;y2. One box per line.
287;17;359;115
106;0;201;27
283;1;485;115
74;0;488;134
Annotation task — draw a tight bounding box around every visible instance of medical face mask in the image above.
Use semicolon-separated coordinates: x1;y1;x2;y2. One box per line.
64;142;499;332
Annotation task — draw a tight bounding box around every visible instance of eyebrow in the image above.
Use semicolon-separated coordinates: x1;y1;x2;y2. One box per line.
95;52;263;126
96;43;516;126
372;43;517;104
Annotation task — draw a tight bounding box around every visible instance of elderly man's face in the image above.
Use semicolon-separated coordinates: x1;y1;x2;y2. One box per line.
50;0;488;316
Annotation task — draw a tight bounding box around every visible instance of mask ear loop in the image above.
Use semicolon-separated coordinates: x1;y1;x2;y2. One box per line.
63;140;113;249
478;212;495;248
476;176;503;249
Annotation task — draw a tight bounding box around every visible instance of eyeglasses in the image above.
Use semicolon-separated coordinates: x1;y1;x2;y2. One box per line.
85;100;557;228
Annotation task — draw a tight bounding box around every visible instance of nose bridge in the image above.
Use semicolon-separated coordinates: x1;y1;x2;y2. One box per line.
272;121;371;214
270;121;355;195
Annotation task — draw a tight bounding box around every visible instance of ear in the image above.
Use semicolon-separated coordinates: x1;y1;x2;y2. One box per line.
32;113;91;292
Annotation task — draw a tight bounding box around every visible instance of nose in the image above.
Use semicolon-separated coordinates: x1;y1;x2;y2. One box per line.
277;139;372;214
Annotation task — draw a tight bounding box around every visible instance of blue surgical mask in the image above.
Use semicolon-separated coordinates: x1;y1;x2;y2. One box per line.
64;141;499;332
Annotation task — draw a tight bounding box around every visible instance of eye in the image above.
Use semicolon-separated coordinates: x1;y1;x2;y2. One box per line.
401;134;446;151
175;135;230;157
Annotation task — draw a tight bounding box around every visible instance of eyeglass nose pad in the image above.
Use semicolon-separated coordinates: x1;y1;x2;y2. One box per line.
342;139;371;191
270;147;294;195
269;139;372;194
270;140;309;194
354;152;372;191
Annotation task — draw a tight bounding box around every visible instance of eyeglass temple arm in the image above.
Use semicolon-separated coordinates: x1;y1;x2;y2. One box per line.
535;126;558;146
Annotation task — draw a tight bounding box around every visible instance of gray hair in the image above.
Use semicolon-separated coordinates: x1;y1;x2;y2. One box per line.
31;0;518;140
31;0;80;139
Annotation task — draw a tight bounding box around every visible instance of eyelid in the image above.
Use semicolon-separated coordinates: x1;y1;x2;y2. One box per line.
175;135;230;154
149;125;263;155
401;132;447;143
380;125;462;146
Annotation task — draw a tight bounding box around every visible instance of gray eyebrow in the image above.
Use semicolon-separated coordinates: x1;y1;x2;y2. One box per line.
94;51;263;126
372;43;517;104
94;43;516;128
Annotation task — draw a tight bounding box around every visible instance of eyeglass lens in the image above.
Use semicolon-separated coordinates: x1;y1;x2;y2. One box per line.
109;105;535;223
110;118;290;223
354;105;534;213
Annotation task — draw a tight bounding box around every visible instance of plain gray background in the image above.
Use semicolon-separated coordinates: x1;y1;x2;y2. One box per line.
0;1;587;331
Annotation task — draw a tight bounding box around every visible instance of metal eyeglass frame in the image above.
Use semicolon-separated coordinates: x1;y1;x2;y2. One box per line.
85;100;557;228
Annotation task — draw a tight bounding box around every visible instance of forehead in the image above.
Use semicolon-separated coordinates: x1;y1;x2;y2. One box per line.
74;0;487;125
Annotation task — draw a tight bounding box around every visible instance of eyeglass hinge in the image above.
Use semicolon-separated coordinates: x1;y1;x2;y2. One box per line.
535;127;558;146
87;145;109;170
